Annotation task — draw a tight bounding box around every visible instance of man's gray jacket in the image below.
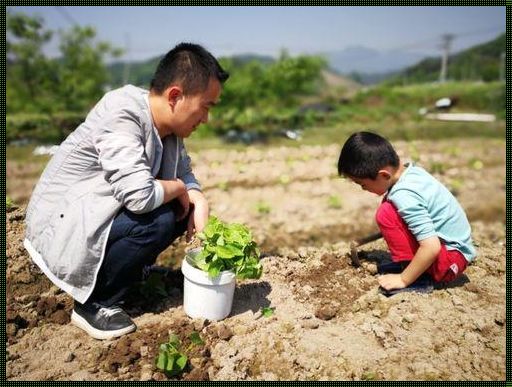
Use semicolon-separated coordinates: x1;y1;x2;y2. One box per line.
24;85;201;303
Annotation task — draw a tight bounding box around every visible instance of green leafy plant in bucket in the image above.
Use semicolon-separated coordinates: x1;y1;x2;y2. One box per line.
190;216;263;279
155;334;188;377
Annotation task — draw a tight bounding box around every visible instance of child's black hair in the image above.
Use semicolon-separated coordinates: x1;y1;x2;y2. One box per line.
338;131;400;179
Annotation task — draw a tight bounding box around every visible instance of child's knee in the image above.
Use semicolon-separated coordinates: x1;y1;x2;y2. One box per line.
430;249;468;283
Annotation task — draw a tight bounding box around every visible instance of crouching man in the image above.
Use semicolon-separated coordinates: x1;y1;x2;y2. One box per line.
24;43;229;340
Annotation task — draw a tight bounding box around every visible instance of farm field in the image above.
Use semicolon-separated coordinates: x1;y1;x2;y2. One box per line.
6;137;506;380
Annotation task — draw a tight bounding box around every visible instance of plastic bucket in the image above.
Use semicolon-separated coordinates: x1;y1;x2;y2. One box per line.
181;249;236;321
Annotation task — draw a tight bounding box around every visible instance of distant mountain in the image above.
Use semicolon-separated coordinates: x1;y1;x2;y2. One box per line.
323;45;426;75
107;53;275;89
226;53;275;67
107;34;504;89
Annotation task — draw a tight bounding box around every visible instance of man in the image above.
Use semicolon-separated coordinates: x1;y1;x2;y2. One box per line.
24;43;229;340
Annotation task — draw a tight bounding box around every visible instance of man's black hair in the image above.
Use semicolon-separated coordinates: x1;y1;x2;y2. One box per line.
338;131;400;179
150;42;229;95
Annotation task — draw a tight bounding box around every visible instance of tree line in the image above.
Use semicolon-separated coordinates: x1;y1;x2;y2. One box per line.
7;9;327;141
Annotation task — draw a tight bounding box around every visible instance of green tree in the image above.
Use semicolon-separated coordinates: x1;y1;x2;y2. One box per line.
55;26;123;112
207;53;326;134
6;10;54;113
7;9;122;115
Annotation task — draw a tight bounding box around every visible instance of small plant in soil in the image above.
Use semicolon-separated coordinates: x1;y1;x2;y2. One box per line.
327;195;343;209
190;216;263;279
155;334;188;377
429;161;446;175
261;306;275;317
188;331;205;346
255;200;271;214
139;272;168;299
470;158;484;170
279;174;291;185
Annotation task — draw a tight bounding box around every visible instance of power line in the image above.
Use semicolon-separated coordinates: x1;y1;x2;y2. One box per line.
390;25;504;52
54;7;79;26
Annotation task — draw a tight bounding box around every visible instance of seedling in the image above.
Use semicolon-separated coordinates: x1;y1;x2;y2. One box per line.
327;195;343;209
448;178;464;196
155;334;188;377
191;216;263;280
139;272;168;299
6;197;14;210
188;332;205;346
429;161;446;175
361;371;377;380
408;144;420;163
255;201;271;214
217;181;229;191
261;307;275;317
279;174;291;185
470;159;484;170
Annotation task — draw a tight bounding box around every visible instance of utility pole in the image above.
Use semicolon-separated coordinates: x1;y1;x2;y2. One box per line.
439;34;455;83
500;52;505;82
122;33;131;85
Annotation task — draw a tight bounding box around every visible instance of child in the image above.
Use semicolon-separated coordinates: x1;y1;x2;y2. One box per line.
338;131;476;291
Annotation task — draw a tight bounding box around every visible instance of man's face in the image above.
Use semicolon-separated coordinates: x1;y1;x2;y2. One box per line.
171;78;222;138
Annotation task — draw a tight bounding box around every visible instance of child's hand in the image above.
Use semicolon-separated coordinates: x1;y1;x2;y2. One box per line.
378;273;408;291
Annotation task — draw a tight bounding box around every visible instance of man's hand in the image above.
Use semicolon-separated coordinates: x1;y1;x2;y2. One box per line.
175;191;190;221
378;273;408;291
186;190;209;241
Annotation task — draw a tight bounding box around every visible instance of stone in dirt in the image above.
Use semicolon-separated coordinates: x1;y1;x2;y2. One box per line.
216;324;233;340
315;305;337;320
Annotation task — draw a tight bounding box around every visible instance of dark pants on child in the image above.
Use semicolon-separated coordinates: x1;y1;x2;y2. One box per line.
376;201;467;283
87;202;187;307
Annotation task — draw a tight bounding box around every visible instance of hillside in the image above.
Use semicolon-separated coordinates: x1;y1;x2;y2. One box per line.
393;33;505;84
108;33;505;89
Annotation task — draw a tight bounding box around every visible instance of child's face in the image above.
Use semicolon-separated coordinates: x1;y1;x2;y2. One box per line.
350;173;391;196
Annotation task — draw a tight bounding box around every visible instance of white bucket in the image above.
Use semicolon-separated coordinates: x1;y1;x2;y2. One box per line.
181;250;236;321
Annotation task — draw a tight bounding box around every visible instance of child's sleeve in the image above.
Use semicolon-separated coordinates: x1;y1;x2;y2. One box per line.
388;189;437;241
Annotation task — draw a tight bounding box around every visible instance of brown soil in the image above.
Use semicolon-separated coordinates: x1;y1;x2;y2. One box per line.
6;138;506;380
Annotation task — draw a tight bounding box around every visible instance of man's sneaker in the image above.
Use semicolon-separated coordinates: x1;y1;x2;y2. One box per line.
71;302;136;340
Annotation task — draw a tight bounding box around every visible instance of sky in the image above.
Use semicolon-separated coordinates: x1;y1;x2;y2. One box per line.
11;6;506;62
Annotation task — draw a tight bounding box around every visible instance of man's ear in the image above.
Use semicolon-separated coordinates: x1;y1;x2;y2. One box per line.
166;86;183;108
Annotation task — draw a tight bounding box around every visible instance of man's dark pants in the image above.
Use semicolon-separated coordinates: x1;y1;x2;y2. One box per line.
86;202;187;307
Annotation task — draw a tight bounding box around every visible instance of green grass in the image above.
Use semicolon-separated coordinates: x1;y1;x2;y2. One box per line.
7;81;505;156
7;145;51;163
6;197;15;210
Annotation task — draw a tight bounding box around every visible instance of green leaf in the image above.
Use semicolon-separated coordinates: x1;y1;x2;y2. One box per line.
261;307;275;317
216;244;241;259
156;351;168;370
176;353;188;370
188;331;205;345
166;352;177;372
168;333;180;349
